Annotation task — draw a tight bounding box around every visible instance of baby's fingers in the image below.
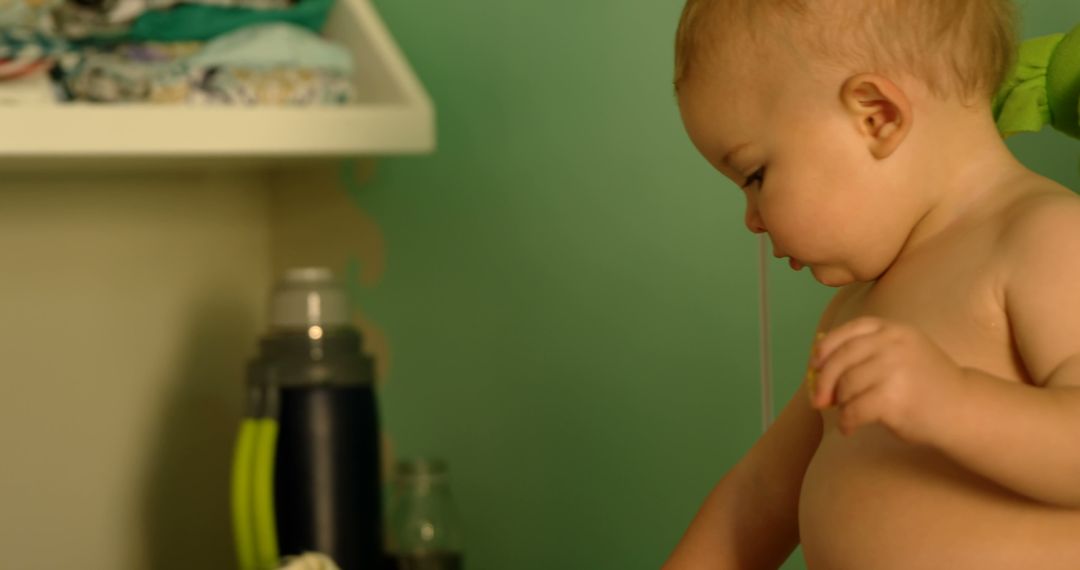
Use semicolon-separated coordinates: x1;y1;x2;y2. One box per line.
814;317;885;368
838;382;889;436
812;333;879;409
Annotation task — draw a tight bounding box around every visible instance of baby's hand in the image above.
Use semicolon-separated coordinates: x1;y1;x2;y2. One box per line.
808;317;965;444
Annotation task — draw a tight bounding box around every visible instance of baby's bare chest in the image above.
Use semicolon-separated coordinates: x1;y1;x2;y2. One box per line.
796;237;1080;568
830;243;1025;382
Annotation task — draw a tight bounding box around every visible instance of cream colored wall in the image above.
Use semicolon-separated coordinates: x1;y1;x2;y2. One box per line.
0;170;273;569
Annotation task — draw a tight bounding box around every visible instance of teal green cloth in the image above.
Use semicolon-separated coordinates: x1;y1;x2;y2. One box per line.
128;0;333;43
995;24;1080;140
186;23;352;74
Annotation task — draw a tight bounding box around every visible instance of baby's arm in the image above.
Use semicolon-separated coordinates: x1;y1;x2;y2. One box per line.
924;195;1080;507
662;385;821;570
662;290;848;569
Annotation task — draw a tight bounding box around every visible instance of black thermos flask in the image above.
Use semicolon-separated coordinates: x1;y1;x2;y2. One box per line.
233;267;383;570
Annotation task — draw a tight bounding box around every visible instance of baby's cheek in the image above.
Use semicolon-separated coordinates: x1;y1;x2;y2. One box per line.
763;199;806;237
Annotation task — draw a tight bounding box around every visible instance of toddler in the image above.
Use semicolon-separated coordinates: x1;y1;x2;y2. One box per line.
666;1;1080;568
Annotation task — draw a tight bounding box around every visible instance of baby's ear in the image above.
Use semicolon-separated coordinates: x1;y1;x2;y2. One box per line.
840;74;912;159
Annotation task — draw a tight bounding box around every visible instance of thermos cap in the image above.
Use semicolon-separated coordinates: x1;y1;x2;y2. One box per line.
271;267;350;328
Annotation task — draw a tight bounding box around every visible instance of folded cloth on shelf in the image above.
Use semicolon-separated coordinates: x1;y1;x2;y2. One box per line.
55;41;200;101
53;0;294;40
0;0;62;28
186;23;352;74
0;56;50;78
128;0;331;42
152;65;354;104
57;39;354;104
0;28;70;59
0;29;69;86
52;0;141;42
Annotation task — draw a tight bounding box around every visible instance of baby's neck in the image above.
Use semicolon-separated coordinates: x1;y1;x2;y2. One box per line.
901;99;1028;254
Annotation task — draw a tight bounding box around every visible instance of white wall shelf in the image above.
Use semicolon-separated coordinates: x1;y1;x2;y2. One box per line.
0;4;428;566
0;0;435;159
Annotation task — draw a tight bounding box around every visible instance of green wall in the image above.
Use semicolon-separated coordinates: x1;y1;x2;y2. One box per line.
354;1;1080;568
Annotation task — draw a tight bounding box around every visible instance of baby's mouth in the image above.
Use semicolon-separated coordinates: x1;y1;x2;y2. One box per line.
772;249;805;271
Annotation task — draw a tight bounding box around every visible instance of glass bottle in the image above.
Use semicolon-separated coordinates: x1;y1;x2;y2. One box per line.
388;459;465;570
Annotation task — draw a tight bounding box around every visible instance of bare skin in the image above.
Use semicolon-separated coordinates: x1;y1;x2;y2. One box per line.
666;34;1080;570
801;180;1080;569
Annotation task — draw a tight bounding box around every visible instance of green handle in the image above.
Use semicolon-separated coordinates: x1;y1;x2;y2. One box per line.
231;420;259;570
253;418;281;570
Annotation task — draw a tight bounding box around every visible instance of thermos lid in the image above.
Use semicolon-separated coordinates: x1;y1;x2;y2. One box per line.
271;267;350;329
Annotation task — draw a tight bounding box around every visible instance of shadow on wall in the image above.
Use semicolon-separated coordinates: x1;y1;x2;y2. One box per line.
138;294;254;569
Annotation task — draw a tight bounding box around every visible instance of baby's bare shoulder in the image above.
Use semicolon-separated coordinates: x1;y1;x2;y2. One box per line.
996;179;1080;254
993;179;1080;386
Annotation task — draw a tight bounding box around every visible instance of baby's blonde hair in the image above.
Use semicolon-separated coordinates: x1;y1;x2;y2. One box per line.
675;0;1018;101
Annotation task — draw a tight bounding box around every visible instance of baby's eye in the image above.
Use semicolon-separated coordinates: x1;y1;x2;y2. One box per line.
742;167;766;190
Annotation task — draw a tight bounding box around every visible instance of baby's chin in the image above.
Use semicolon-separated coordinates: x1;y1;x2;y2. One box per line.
807;264;861;288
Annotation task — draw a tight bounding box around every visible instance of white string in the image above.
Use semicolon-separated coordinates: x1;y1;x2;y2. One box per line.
757;234;775;432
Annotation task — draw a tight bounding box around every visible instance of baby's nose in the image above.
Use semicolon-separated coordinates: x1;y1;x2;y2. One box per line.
744;204;766;234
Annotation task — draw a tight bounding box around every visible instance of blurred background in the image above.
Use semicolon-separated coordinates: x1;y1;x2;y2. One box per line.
0;0;1077;568
362;1;1080;568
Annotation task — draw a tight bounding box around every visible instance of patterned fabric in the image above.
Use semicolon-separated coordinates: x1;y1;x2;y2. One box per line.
56;42;200;101
154;66;354;105
0;28;70;60
0;0;62;28
1;0;350;105
0;29;69;91
57;42;354;104
52;0;134;41
0;56;50;79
